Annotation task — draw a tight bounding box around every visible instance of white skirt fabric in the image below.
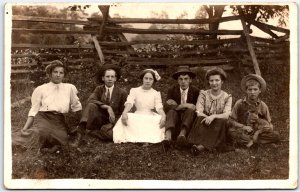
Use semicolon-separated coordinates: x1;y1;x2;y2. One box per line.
113;112;165;143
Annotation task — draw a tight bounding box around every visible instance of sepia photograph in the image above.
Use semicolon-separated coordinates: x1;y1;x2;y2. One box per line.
4;2;297;189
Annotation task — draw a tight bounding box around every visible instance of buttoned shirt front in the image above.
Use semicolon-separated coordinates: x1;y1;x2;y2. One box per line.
28;82;82;116
105;85;114;100
180;87;189;104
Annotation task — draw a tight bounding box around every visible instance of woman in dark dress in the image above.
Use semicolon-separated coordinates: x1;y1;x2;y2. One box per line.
187;67;232;155
12;60;82;153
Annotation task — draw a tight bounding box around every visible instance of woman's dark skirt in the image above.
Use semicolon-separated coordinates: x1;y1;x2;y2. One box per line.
187;116;227;150
12;111;69;150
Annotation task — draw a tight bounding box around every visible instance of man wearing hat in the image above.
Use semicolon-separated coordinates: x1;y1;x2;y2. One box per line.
227;74;279;147
70;64;127;147
163;66;200;149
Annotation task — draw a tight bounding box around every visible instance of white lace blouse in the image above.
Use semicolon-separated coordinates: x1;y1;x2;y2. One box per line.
28;82;82;116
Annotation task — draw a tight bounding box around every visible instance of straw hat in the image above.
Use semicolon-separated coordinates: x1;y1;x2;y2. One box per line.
241;74;267;92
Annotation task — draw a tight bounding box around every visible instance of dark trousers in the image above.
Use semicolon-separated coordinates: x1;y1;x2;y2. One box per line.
79;103;113;140
165;108;195;140
228;127;280;146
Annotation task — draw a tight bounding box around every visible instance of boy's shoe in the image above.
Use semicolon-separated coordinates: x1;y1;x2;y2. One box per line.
40;145;60;154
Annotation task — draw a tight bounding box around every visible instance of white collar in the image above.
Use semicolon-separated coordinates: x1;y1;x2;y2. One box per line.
105;85;114;91
180;87;189;93
49;81;62;87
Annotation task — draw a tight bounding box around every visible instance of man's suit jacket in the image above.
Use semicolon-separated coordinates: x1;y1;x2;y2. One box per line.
88;85;127;118
164;84;200;112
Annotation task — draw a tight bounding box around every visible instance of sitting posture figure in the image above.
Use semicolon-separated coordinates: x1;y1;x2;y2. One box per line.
70;64;127;147
163;66;200;149
187;67;232;155
13;60;82;152
245;107;273;147
228;74;279;147
113;69;166;143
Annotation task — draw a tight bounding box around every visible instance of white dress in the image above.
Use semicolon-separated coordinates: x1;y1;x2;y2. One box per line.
113;86;165;143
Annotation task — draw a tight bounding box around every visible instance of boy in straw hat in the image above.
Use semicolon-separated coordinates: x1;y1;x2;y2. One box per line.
162;66;200;149
227;74;279;147
70;64;127;147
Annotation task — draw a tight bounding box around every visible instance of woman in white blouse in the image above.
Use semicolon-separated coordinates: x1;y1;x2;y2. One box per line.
13;60;82;152
113;69;166;143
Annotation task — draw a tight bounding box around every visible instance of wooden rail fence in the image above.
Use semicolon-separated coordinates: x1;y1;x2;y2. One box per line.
10;5;290;82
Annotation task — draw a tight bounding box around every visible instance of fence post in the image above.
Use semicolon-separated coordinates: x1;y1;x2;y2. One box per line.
238;6;261;76
92;35;105;66
90;5;110;66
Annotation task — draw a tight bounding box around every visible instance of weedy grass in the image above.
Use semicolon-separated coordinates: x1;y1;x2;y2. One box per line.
10;63;290;180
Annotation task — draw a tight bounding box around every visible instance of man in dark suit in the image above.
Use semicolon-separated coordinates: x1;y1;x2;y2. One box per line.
70;64;127;147
163;66;200;149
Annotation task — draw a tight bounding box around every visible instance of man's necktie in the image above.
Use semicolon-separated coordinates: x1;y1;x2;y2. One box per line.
106;88;110;104
181;90;186;104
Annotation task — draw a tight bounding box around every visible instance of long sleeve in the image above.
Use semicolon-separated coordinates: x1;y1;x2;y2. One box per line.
165;85;179;112
88;86;105;106
70;85;82;112
229;99;242;121
259;101;273;131
261;101;272;123
166;85;173;101
155;91;163;111
195;90;205;113
222;94;232;116
228;99;244;129
28;86;42;117
119;89;128;115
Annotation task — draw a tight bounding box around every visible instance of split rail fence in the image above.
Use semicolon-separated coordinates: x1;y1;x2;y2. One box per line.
11;5;290;83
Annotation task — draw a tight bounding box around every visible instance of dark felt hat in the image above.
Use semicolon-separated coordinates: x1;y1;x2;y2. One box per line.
172;66;196;80
241;74;267;92
96;64;121;83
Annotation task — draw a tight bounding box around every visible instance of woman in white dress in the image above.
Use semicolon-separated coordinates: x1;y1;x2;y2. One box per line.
113;69;166;143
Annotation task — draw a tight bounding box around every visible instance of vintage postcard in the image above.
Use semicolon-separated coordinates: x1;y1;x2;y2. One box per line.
4;2;298;189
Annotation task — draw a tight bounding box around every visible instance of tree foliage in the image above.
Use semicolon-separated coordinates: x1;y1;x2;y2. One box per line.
230;5;289;27
12;5;90;45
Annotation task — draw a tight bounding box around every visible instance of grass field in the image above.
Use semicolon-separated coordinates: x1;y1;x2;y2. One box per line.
10;63;290;180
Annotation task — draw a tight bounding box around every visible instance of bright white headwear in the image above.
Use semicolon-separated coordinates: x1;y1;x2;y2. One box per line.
144;69;161;81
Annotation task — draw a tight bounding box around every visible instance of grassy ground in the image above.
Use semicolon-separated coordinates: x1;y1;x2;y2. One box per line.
10;62;290;180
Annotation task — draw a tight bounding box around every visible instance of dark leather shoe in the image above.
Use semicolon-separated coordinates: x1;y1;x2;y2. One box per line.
176;135;187;147
191;144;205;156
162;139;171;152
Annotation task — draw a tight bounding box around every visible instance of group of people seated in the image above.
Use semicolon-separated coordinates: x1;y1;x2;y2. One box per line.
12;60;280;155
